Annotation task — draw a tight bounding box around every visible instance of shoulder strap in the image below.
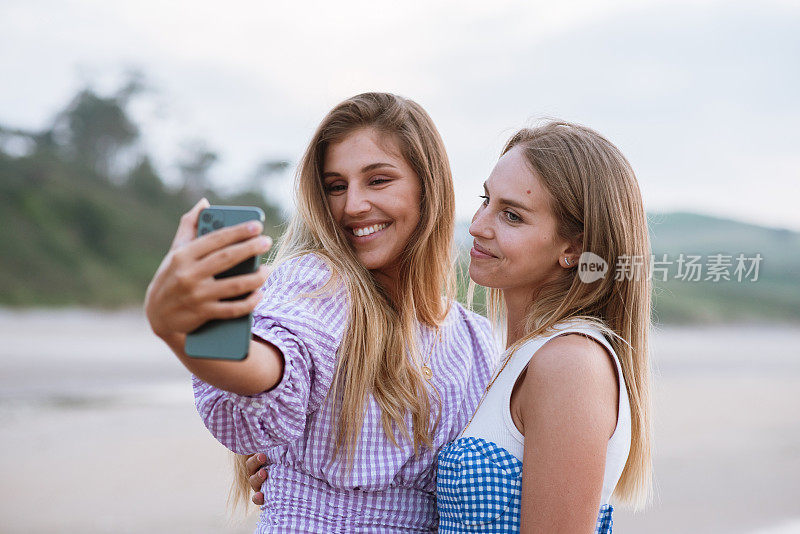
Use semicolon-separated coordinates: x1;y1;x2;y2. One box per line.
499;322;585;385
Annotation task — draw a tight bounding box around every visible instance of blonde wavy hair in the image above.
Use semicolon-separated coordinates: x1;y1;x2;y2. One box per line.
479;121;653;509
228;92;456;514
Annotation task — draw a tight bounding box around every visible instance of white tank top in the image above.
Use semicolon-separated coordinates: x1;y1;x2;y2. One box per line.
460;319;631;505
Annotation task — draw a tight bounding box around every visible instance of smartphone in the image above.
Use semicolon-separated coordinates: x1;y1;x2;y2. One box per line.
185;205;266;360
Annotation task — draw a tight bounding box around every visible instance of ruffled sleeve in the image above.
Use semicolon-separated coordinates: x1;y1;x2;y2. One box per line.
192;253;348;454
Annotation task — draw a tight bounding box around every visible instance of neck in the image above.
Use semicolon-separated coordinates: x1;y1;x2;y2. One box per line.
503;288;530;348
372;264;403;306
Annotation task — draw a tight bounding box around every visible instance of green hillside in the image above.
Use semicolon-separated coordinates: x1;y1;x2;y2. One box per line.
0;150;284;307
1;81;797;324
647;212;800;324
0;82;285;308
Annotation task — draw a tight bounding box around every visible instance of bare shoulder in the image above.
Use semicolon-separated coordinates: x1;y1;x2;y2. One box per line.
516;333;619;436
529;333;615;377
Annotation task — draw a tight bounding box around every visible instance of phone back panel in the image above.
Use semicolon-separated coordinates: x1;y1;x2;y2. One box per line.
185;206;266;360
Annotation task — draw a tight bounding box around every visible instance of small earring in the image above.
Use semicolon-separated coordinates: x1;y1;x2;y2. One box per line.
564;258;571;266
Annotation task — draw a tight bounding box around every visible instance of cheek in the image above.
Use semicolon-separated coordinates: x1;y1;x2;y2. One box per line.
501;228;551;267
410;203;422;228
495;226;526;258
399;190;422;228
327;196;345;221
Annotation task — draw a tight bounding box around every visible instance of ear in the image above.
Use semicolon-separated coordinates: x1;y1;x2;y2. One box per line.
559;232;583;268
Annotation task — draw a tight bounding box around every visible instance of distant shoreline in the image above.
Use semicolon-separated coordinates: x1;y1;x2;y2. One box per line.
2;305;798;327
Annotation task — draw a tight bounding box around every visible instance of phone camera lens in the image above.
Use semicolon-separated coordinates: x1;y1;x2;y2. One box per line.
200;228;209;235
202;213;212;223
212;220;223;229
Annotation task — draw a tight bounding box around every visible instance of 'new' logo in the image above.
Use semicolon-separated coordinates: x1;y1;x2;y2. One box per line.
577;252;608;283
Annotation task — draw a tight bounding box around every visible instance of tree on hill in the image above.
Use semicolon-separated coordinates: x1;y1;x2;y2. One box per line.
52;78;143;178
127;155;165;202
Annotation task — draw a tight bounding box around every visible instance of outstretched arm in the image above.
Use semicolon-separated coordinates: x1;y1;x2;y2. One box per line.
145;198;282;395
161;331;283;396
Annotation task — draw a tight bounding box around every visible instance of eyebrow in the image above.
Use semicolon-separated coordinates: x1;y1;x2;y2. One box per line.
483;182;535;212
322;162;397;179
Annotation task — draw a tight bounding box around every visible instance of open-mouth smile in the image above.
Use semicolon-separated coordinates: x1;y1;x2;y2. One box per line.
348;222;392;241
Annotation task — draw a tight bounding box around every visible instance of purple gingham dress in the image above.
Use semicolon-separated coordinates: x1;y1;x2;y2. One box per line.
192;253;498;533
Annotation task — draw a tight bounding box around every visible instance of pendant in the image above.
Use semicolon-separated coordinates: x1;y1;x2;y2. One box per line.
422;365;433;380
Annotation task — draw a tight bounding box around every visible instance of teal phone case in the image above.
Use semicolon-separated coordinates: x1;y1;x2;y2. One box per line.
185;205;266;360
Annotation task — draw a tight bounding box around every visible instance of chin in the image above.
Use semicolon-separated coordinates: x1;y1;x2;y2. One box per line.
357;251;390;271
468;264;494;288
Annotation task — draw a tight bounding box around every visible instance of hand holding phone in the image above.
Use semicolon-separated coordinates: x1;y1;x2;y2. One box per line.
185;205;267;360
144;200;272;360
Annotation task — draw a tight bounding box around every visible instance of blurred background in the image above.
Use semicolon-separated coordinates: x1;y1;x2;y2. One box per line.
1;0;798;532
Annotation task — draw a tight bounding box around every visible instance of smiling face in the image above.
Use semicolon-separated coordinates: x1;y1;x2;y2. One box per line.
323;127;422;278
468;145;578;299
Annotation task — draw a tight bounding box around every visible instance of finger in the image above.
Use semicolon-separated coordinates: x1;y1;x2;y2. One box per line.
195;235;272;279
252;491;265;506
248;471;261;492
205;283;265;320
171;198;210;251
187;220;266;261
200;265;270;302
245;453;267;475
249;468;267;492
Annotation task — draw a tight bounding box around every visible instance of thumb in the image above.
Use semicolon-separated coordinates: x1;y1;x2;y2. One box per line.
171;197;210;250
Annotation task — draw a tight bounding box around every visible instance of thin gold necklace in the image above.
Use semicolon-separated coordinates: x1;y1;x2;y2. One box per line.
420;325;442;381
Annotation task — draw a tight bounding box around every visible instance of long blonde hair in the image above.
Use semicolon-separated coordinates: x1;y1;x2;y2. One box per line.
483;121;653;509
229;92;457;513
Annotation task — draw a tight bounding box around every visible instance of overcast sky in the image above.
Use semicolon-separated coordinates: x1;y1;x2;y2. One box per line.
2;0;798;230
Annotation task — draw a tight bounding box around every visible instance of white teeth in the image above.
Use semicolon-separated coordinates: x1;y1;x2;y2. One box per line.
353;223;388;237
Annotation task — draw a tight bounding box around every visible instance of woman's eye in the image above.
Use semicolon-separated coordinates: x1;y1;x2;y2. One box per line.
505;211;521;223
479;195;489;206
370;177;390;186
326;184;346;193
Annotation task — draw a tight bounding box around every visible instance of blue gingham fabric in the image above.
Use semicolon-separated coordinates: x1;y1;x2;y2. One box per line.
437;437;614;533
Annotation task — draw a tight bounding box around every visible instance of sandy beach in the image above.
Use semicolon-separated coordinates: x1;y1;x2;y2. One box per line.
1;308;798;533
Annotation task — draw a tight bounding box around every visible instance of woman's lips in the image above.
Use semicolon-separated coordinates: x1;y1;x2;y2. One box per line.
347;221;392;243
470;242;497;259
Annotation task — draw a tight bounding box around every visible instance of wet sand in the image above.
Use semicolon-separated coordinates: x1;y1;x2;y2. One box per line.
1;308;798;533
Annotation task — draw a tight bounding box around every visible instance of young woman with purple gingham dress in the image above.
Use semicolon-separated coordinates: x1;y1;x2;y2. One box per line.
148;93;505;533
436;319;631;534
194;253;499;532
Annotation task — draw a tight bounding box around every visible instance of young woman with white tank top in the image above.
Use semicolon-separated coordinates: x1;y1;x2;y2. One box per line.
437;320;631;532
436;122;652;533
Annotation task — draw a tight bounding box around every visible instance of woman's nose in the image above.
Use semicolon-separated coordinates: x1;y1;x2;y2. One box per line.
344;185;370;216
469;208;492;239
